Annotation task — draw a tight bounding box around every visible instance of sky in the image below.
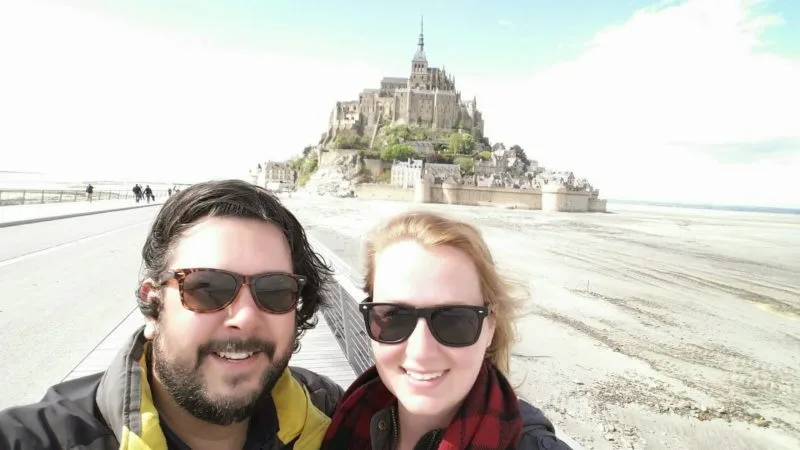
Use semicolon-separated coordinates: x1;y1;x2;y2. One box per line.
0;0;798;207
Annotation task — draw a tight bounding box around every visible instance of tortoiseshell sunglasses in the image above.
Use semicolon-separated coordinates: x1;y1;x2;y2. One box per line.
161;268;306;314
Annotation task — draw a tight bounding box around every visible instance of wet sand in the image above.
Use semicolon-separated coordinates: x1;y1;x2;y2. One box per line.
282;194;800;450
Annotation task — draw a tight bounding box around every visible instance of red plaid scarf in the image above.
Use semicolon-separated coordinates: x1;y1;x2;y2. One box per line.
322;361;522;450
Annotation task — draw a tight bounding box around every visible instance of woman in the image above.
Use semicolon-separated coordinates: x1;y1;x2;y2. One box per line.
322;211;573;449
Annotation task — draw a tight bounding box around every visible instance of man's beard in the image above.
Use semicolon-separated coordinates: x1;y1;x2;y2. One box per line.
151;331;293;426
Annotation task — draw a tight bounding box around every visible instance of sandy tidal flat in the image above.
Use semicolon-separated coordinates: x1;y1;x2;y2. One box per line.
281;195;800;450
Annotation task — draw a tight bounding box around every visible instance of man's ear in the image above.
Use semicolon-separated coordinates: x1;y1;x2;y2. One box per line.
138;280;161;340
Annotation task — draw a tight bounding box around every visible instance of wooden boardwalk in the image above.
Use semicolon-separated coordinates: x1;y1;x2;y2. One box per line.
63;308;356;388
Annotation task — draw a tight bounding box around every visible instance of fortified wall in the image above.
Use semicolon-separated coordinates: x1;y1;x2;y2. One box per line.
356;181;607;213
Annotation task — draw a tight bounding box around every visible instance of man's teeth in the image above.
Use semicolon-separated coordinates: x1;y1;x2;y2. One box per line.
404;370;444;381
215;351;254;360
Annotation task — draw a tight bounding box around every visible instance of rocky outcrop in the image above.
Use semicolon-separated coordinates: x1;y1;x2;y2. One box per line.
302;152;369;197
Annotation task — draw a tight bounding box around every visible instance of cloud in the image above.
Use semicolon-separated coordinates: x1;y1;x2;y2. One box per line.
498;19;514;28
0;1;383;183
461;0;800;207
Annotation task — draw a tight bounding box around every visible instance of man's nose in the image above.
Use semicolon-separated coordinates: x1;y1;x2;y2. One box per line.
223;284;262;330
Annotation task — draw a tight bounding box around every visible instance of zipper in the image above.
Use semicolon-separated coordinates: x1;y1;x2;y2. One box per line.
390;404;400;450
390;404;441;450
426;430;442;450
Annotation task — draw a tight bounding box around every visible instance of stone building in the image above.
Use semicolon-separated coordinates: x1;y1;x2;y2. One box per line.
324;18;484;145
425;162;461;184
250;161;295;189
391;159;424;188
390;159;462;189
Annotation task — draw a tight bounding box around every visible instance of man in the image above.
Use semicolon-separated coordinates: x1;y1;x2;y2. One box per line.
0;180;344;450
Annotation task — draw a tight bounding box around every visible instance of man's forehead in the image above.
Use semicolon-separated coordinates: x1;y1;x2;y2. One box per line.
169;216;292;272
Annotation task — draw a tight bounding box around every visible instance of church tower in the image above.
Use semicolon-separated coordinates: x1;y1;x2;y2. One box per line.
409;16;428;89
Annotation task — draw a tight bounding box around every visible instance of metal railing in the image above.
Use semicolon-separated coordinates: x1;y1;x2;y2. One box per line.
309;235;374;374
0;189;168;206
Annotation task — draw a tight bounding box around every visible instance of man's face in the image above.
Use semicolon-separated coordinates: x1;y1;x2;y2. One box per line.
145;216;297;425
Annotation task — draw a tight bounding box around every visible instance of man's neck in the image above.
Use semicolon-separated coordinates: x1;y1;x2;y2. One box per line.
150;375;250;450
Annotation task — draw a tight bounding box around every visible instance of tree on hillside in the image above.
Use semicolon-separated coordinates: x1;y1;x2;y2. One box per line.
384;125;410;146
476;150;492;161
426;152;454;164
334;130;368;149
447;132;474;155
455;156;474;176
409;127;428;141
380;143;415;162
509;144;531;171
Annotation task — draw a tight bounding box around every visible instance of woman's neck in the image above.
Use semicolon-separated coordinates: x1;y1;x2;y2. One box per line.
395;403;458;450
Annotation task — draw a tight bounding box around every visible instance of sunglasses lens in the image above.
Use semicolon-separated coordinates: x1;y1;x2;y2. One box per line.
430;307;483;346
366;304;418;343
252;274;300;313
182;271;238;311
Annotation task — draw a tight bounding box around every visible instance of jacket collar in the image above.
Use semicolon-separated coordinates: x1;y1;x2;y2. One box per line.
368;404;442;450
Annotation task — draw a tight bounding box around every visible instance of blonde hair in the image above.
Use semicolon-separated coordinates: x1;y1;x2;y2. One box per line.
362;210;522;375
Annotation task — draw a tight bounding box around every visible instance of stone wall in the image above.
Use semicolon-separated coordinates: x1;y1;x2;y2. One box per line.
540;185;591;212
589;198;608;212
352;181;607;213
429;184;542;210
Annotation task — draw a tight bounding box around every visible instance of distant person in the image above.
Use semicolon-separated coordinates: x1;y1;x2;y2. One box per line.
0;179;343;449
168;188;173;197
85;183;94;203
144;184;153;203
132;184;142;203
322;211;573;450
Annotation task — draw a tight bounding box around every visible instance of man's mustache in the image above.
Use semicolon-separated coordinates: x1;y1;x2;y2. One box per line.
198;338;276;359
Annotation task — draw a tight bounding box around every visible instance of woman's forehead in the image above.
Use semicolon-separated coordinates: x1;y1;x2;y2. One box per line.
372;240;482;305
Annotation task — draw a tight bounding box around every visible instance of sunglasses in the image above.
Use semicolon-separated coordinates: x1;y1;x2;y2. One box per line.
359;298;489;347
162;268;306;314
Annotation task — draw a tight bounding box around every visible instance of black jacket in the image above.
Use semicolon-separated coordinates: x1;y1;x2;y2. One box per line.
365;395;575;449
518;400;575;449
0;327;344;450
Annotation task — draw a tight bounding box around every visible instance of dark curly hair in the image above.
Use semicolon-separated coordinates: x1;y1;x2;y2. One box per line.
135;179;333;353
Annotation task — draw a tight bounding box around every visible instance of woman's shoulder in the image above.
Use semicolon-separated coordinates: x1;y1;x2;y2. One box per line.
517;398;576;449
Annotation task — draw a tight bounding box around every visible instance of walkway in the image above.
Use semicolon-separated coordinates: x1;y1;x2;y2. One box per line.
0;198;163;227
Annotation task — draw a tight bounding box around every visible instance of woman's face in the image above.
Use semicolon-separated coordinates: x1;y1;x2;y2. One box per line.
369;240;495;420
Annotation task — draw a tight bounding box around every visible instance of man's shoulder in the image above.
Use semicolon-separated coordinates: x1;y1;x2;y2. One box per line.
289;366;345;417
0;373;115;450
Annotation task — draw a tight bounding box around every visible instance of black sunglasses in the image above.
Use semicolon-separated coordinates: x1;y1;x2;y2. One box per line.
161;268;306;314
359;298;489;347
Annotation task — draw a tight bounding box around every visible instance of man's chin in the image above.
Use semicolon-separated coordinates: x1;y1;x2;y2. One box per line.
204;378;267;401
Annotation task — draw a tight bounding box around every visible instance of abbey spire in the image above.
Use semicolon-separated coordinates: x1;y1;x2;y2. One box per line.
413;15;426;63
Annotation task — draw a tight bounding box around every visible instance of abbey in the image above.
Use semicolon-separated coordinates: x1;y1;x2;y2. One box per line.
324;19;484;145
